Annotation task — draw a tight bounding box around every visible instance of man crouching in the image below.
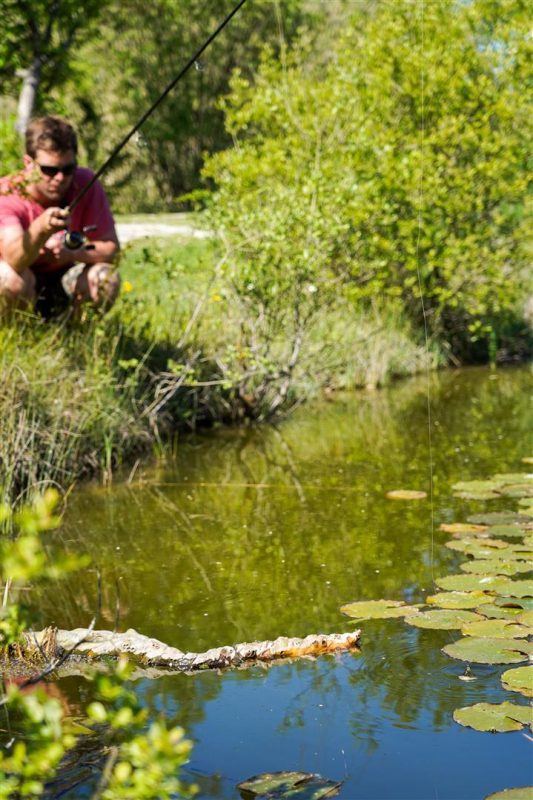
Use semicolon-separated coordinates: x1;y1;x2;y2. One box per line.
0;115;120;317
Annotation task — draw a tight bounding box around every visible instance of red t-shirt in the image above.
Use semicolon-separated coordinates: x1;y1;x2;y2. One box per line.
0;167;116;274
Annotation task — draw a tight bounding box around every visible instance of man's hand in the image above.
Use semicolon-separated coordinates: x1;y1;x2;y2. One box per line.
37;207;70;237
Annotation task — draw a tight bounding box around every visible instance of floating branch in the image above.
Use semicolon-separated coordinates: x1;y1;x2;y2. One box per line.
14;627;361;676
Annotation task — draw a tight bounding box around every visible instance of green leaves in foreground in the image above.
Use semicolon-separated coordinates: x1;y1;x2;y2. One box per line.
501;667;533;698
453;702;532;733
442;637;532;664
237;771;342;799
340;600;419;620
460;619;533;639
426;591;491;609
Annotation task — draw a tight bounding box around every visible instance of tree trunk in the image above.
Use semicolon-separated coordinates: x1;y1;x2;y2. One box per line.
15;57;42;137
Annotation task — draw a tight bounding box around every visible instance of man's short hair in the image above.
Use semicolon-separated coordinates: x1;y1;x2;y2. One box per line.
25;116;78;158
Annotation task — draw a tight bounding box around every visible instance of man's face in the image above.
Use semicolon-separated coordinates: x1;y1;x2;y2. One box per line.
24;148;77;203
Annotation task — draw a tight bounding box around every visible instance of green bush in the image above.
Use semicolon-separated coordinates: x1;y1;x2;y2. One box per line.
204;0;532;361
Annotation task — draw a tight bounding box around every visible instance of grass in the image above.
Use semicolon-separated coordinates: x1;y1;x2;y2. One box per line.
0;227;436;508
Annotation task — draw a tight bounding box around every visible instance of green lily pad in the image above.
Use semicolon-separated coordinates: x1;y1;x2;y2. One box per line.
490;579;533;598
439;522;488;535
386;489;427;500
436;574;506;592
516;609;533;626
518;498;533;509
459;559;532;576
468;513;531;525
501;666;533;698
404;609;483;630
237;772;342;799
488;525;528;539
445;539;508;554
442;637;531;664
455;491;502;500
460;619;532;639
495;597;533;611
453;480;502;492
485;787;533;800
453;701;532;732
426;591;493;609
475;604;524;620
492;473;533;484
501;484;533;499
521;457;533;465
340;599;419;620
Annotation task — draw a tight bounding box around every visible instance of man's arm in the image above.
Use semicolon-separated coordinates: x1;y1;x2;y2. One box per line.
0;207;70;274
44;230;120;268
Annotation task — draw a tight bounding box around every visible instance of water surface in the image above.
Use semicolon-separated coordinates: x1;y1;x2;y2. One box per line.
44;365;532;799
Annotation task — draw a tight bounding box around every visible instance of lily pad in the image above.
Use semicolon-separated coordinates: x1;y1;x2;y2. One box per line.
386;490;427;500
488;525;528;539
404;609;483;630
468;512;531;526
445;539;508;555
453;701;532;733
436;574;506;592
426;591;492;609
492;473;533;484
501;666;533;698
516;609;533;626
452;480;502;493
340;599;419;620
521;457;533;465
439;522;488;535
459;559;532;576
501;484;533;499
475;604;524;620
518;498;533;509
485;788;533;800
237;772;342;800
442;637;532;664
460;619;532;639
455;491;502;500
490;579;533;598
495;597;533;611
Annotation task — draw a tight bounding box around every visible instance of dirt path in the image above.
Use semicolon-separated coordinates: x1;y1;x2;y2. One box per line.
115;215;211;244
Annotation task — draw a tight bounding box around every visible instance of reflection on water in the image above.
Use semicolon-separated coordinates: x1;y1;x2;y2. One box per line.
41;366;532;799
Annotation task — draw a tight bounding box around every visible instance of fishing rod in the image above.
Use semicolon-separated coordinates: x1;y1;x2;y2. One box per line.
64;0;248;249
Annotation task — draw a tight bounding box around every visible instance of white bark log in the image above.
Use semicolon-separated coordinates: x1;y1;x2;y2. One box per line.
21;627;361;674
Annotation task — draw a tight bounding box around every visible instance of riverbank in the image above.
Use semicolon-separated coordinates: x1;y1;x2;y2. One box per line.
0;224;453;507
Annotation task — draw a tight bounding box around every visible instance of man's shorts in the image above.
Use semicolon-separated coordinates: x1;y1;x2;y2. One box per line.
35;263;87;318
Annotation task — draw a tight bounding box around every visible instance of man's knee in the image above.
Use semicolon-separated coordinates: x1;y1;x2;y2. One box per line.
0;262;36;309
73;263;120;309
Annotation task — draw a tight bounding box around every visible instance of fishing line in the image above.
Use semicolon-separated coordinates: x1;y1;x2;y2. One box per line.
414;0;436;591
66;0;248;225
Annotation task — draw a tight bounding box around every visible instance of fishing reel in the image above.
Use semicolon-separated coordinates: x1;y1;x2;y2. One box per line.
64;225;97;250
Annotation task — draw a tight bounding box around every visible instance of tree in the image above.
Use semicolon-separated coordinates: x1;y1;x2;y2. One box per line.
0;0;108;135
203;0;532;361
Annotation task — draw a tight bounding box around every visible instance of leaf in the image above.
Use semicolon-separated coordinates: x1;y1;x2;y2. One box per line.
436;574;506;592
488;525;528;539
485;788;533;800
237;772;342;799
439;523;488;535
442;637;531;664
453;702;532;732
426;591;492;609
404;609;483;630
452;480;502;492
501;484;533;499
516;609;533;626
460;619;532;639
501;666;533;698
467;513;531;525
459;559;532;576
475;604;524;621
495;597;533;611
491;579;533;598
386;490;427;500
492;473;533;484
340;599;419;620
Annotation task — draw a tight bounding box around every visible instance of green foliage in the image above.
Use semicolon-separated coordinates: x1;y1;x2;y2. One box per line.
204;0;532;361
0;492;195;798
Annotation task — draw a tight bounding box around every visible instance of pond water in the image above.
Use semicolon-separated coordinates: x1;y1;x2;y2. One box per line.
42;365;532;799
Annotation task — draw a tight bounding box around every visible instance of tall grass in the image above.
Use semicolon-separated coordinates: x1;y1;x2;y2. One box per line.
1;233;437;507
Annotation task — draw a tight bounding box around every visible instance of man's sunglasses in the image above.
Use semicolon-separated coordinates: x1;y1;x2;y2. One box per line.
37;162;77;178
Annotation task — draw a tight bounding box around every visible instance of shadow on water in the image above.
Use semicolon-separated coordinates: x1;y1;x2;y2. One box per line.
35;365;532;799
